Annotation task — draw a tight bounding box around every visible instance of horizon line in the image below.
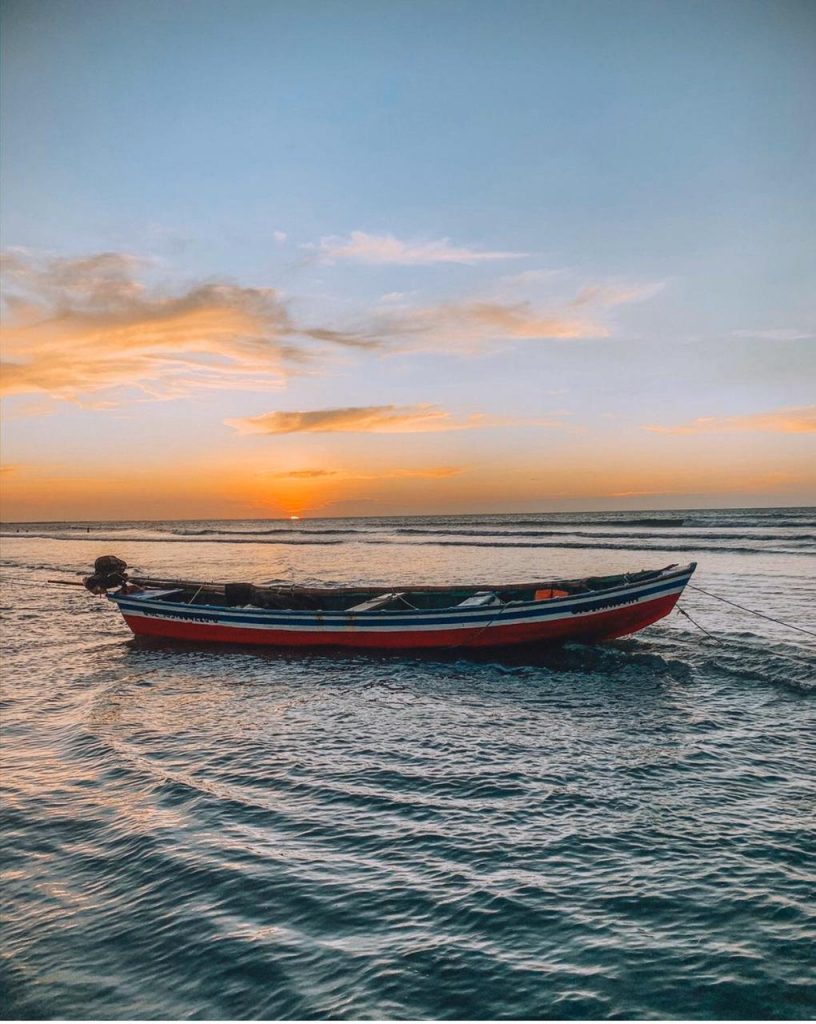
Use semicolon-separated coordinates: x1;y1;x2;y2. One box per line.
1;502;814;526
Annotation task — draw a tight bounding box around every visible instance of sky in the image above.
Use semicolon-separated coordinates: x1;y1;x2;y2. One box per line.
1;0;814;520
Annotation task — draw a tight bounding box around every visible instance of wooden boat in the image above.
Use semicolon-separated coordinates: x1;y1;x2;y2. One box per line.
88;558;697;651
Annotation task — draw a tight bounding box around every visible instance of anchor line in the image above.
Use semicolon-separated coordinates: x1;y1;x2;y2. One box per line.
677;606;722;644
688;584;816;639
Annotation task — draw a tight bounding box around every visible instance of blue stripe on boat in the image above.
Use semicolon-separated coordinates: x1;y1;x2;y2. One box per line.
112;571;692;629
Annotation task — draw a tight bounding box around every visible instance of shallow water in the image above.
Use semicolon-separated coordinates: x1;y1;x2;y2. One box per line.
1;508;814;1019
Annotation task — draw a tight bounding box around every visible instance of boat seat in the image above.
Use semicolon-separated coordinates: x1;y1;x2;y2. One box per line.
456;591;503;608
347;592;406;612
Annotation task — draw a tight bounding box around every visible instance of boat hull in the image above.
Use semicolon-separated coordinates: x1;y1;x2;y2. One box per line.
111;565;694;651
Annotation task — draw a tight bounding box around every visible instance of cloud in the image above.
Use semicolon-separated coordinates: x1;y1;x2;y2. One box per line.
273;468;338;479
498;269;665;306
366;275;665;351
0;249;668;412
644;406;816;435
0;249;372;402
445;302;602;339
731;328;813;342
273;465;462;481
311;231;526;265
372;300;607;348
357;466;462;480
226;403;512;435
273;231;288;243
500;269;569;288
606;488;691;497
570;281;666;307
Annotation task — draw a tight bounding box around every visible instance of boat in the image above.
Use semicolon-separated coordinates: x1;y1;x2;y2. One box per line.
84;557;697;651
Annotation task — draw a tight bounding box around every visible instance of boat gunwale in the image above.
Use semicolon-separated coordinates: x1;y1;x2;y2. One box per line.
123;563;687;599
110;563;696;626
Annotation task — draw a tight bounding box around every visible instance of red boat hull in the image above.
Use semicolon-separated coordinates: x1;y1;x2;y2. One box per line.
122;590;681;650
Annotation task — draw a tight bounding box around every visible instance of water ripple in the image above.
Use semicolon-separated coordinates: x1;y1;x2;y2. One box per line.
1;510;815;1018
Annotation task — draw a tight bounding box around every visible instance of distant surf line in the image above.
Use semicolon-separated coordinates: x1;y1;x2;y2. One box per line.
0;532;807;556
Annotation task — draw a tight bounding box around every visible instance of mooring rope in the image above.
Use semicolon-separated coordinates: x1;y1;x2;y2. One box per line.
0;575;77;587
688;584;816;639
677;606;722;644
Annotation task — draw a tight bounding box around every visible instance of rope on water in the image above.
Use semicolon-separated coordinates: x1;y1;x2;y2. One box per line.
677;606;722;644
688;584;816;639
0;576;85;588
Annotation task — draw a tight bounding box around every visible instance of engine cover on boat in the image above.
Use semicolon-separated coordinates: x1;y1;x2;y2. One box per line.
84;555;129;593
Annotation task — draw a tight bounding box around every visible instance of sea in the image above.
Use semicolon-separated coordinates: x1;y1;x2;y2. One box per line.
1;507;814;1020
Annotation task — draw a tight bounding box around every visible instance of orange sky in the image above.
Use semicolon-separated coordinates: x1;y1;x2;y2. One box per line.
2;3;814;521
2;424;813;521
1;251;812;521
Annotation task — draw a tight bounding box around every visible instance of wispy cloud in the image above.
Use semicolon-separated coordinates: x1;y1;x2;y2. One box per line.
606;488;692;497
0;249;372;402
498;269;665;305
368;277;665;350
0;249;669;409
500;269;569;288
226;403;518;435
310;231;526;265
570;281;666;307
273;465;462;481
273;468;337;479
644;406;816;435
730;328;813;342
371;300;607;348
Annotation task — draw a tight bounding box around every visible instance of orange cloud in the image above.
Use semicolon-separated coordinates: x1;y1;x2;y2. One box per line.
273;468;338;479
365;300;607;352
273;465;462;481
570;282;665;307
227;404;511;435
607;488;696;497
312;231;526;265
452;302;602;339
0;249;372;402
645;406;816;435
369;273;667;349
1;250;648;412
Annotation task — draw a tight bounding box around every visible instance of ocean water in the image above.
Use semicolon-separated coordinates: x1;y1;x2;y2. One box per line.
1;507;814;1020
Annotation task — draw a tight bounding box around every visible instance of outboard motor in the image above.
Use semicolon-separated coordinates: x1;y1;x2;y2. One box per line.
84;555;128;593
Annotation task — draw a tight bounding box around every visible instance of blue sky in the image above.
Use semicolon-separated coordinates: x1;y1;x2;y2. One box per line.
1;0;814;518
